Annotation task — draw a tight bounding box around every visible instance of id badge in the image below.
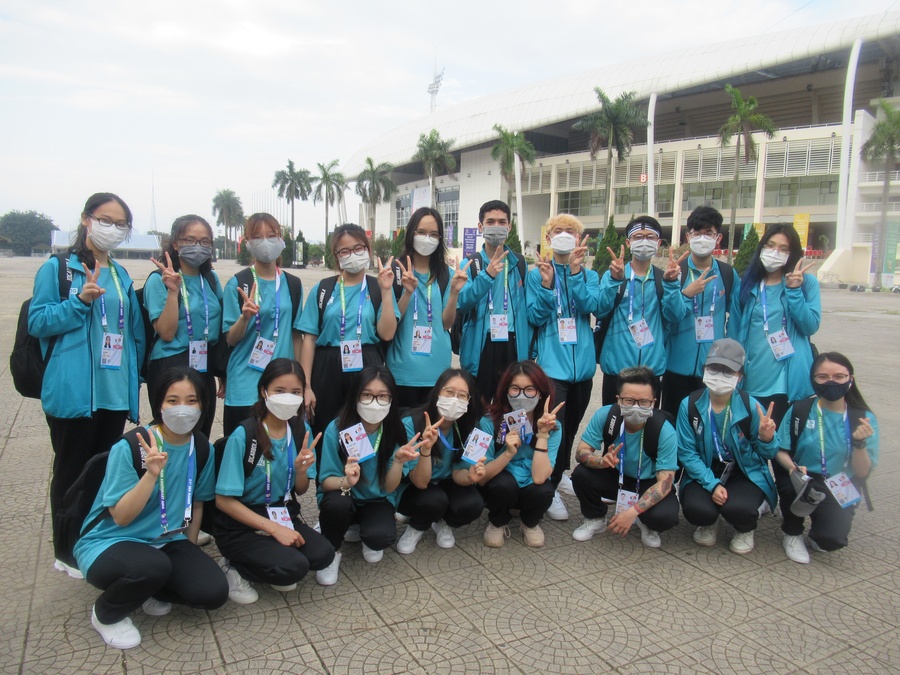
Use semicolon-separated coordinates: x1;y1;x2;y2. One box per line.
412;326;433;355
340;423;376;462
628;319;655;349
248;337;275;371
694;316;715;343
490;314;509;342
462;428;492;465
100;332;123;370
266;506;295;530
153;524;189;542
767;329;795;361
719;460;736;486
616;489;638;514
189;340;208;372
340;339;364;372
557;318;577;344
825;472;861;509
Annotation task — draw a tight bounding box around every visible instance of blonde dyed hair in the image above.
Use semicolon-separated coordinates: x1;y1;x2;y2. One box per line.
544;213;584;237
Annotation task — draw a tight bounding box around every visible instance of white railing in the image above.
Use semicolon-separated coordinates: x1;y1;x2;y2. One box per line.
857;201;900;212
858;171;900;183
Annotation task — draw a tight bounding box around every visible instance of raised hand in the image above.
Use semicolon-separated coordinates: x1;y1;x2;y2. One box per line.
343;456;361;487
537;253;554;289
294;431;321;474
600;442;623;469
137;430;168;478
397;256;418;294
419;412;444;452
608;245;626;280
504;429;521;455
485;246;508;279
377;256;395;291
537;398;564;434
852;417;874;442
237;282;259;320
681;267;718;298
468;457;486;483
151;251;182;294
756;402;776;443
449;257;472;293
78;262;106;303
663;249;690;282
395;432;426;463
569;234;590;274
785;258;814;289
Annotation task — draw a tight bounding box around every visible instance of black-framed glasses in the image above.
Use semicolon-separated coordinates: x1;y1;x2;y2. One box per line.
618;396;655;409
440;387;471;402
705;364;738;377
813;373;851;384
508;385;538;398
415;230;441;241
337;244;369;260
359;393;392;406
179;237;213;248
92;216;130;230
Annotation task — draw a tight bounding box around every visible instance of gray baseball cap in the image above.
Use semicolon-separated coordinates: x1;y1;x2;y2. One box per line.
705;338;745;371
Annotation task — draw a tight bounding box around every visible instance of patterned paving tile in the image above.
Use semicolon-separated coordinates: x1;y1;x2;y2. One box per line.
311;625;420;674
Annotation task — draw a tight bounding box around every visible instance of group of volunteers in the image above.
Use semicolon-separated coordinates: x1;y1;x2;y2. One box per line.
28;192;878;650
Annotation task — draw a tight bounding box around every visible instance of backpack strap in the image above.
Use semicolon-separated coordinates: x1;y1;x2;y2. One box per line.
601;404;625;452
688;389;752;449
736;390;752;441
240;418;262;478
234;268;254;315
315;275;340;334
390;258;404;301
282;271;303;322
593;280;628;361
366;275;383;316
789;397;816;455
45;252;74;361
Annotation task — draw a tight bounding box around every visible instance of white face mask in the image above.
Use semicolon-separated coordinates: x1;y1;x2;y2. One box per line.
413;235;440;257
436;396;468;422
357;400;390;424
703;370;740;396
88;219;129;252
265;393;303;421
550;233;577;255
620;405;654;425
630;239;658;262
689;234;717;257
161;405;201;435
760;249;789;273
482;225;508;247
340;250;370;274
508;394;539;413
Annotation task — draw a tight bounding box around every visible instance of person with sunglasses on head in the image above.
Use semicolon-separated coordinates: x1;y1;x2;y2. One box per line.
295;224;398;439
676;338;779;555
774;352;878;564
29;192;146;579
394;368;486;554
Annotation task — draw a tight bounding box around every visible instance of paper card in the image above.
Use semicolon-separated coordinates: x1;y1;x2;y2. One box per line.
267;506;295;530
825;472;861;509
340;423;376;462
340;339;364;372
100;332;123;370
412;326;433;355
557;318;577;344
248;337;275;371
628;319;655;349
189;339;208;372
502;410;533;440
616;489;638;515
694;316;714;343
490;314;509;342
462;428;493;465
767;329;795;361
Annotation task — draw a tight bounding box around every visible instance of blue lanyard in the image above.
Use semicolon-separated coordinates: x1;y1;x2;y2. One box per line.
690;268;718;317
554;266;575;318
251;268;282;340
413;281;433;327
709;404;733;463
816;402;851;478
618;425;645;494
759;281;786;335
153;427;196;532
488;258;509;314
437;423;460;451
99;264;125;334
263;424;296;506
627;267;648;323
180;273;210;341
339;278;369;340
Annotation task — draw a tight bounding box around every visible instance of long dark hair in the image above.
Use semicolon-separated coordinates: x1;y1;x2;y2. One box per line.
252;358;308;461
69;193;133;269
811;352;871;412
488;361;554;429
336;366;406;488
149;366;207;432
164;214;215;276
739;223;804;308
407;368;482;465
402;207;449;291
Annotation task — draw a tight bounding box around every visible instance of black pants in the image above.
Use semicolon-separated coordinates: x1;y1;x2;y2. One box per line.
777;473;856;550
397;478;485;530
661;371;703;418
86;539;228;624
570;464;679;532
680;471;765;533
481;471;554;528
754;393;792;529
310;345;383;440
318;492;396;551
551;378;594;485
147;353;218;438
214;508;334;584
601;372;662;407
46;409;128;559
475;334;519;405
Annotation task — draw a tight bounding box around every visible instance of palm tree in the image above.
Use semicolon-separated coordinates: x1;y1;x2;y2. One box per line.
861;99;900;291
311;160;348;240
355;157;398;237
412;129;456;206
211;188;243;258
719;84;777;264
572;88;649;222
491;124;536;242
272;160;312;245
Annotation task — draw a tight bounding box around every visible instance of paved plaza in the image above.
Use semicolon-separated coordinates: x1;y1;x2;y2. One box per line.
0;255;897;674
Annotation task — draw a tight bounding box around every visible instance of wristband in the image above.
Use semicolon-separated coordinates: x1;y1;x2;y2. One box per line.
852;439;867;450
339;478;351;497
533;447;549;453
420;452;432;458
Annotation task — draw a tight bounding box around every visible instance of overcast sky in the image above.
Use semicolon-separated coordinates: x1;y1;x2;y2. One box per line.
1;0;897;243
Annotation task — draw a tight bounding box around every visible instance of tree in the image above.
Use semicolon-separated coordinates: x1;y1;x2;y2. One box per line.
307;242;325;265
391;230;406;259
592;215;628;273
312;160;348;241
355;157;398;237
272;160;312;247
0;210;57;255
573;88;649;222
372;234;393;262
324;234;336;270
506;220;523;256
212;189;243;258
861;99;900;290
412;129;457;206
733;226;759;275
719;84;777;265
491;124;536;246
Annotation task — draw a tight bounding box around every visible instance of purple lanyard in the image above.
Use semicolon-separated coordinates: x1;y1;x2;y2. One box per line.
155;428;196;532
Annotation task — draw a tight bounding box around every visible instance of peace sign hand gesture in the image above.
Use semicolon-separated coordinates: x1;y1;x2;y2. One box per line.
420;412;444;452
486;246;508;279
151;252;182;294
449;257;472;293
537;253;554;289
396;256;418;294
682;267;718;298
537;398;564;434
600;442;624;469
137;430;168;478
756;402;777;443
608;245;626;280
377;256;395;291
78;263;106;304
664;249;689;282
237;282;259;320
569;234;590;274
294;431;321;474
395;432;425;464
785;258;814;289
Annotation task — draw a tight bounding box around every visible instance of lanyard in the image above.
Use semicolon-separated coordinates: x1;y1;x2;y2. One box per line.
180;273;210;341
627;267;648;323
816;402;851;478
758;281;786;335
437;423;460;451
262;423;296;506
250;267;282;340
413;281;433;327
153;426;196;532
618;425;645;494
99;264;125;333
488;258;509;314
554;266;575;318
339;278;369;340
709;404;733;463
690;268;718;317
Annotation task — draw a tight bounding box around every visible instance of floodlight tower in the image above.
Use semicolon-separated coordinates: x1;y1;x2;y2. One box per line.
428;64;445;113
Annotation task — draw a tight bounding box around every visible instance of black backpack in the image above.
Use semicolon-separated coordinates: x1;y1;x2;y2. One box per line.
313;274;395;356
686;389;752;449
11;253;73;399
56;427;210;568
212;418;307;494
593;268;664;364
596;404;674;461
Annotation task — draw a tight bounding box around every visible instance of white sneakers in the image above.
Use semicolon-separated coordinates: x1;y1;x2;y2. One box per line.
572;517;608;541
635;518;661;548
547;491;569;521
432;520;455;549
557;473;576;497
783;534;810;564
196;530;213;546
397;521;456;553
270;582;298;592
693;520;719;547
521;524;545;547
729;530;755;555
316;552;342;586
54;559;84;580
396;526;426;554
344;523;361;543
484;523;510;548
141;597;172;616
219;559;259;604
361;542;383;563
91;606;141;649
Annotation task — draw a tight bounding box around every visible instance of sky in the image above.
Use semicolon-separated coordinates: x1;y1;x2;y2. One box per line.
1;0;898;243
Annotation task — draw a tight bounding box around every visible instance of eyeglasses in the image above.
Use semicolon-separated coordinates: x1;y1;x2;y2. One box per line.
337;244;369;260
415;230;441;241
508;385;538;398
250;235;281;244
618;396;655;409
179;237;213;247
630;233;659;242
763;242;791;254
440;386;471;402
706;364;738;377
92;216;129;230
359;393;392;406
813;373;851;384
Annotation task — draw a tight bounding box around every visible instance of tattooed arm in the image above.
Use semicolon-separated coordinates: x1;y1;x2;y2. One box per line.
608;470;674;536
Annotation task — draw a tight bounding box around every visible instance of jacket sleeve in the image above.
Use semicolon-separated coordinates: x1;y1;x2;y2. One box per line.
724;271;742;337
661;277;688;324
525;268;555;325
128;282;146;373
27;257;90;338
571;269;601;314
456;266;493;311
784;274;821;337
676;398;719;493
594;271;624;317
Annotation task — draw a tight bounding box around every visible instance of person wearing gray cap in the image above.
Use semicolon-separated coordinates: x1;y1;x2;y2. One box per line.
676;338;779;554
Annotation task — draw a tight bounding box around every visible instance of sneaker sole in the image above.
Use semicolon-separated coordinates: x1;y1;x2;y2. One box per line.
228;593;259;605
54;560;84;580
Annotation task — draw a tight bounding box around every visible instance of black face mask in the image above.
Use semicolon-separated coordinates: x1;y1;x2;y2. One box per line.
812;380;852;402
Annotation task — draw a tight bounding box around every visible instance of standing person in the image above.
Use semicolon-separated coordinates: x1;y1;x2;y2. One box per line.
388;208;469;408
676;339;779;555
478;361;563;549
74;367;227;649
28;192;145;577
143;214;223;437
527;214;598;521
595;216;687;405
775;353;878;564
570;366;679;548
394;368;487;554
456;200;529;403
296;224;398;439
221;213;303;436
214;359;334;602
662;206;741;417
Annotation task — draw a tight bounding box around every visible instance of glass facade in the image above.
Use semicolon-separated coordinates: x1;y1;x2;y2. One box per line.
763;177;839;208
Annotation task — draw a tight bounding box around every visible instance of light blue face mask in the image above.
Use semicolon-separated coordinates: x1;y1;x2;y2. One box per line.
247;237;285;264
